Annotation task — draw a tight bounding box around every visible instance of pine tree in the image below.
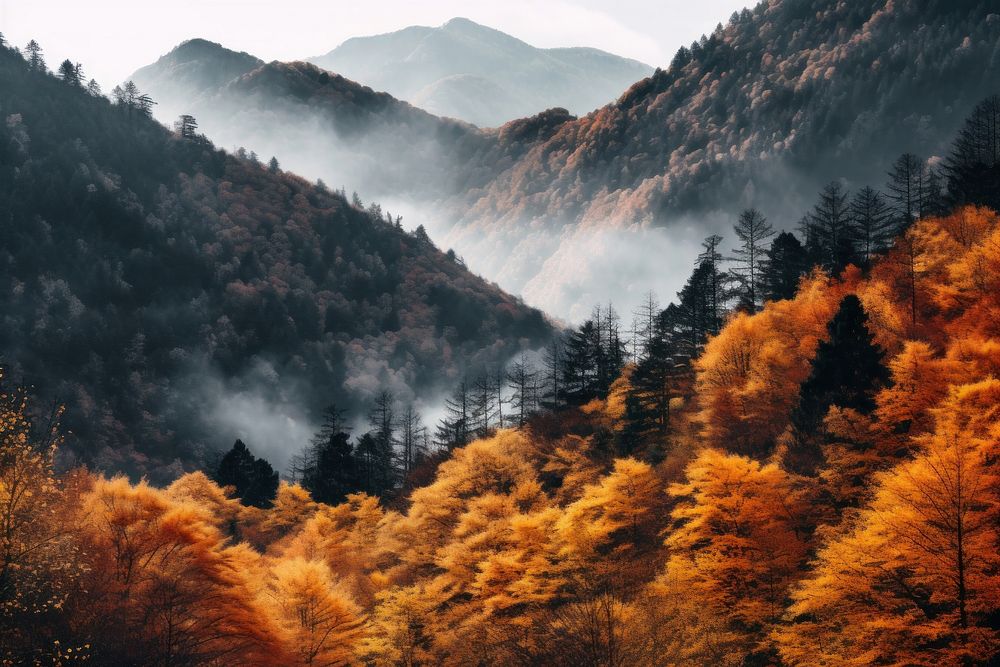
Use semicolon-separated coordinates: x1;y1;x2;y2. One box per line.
788;295;889;475
761;231;808;302
729;208;774;312
436;379;471;450
849;186;894;264
268;156;281;173
886;153;926;233
213;439;279;508
57;59;79;86
542;337;563;408
300;405;358;505
175;114;198;140
809;181;856;272
562;319;600;403
24;40;44;72
367;391;397;496
944;95;1000;211
697;235;726;334
627;308;681;443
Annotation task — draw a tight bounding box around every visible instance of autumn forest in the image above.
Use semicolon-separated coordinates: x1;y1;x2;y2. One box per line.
3;2;1000;666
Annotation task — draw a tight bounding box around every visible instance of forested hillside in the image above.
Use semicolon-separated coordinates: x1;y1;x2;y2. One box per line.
7;207;1000;665
3;65;1000;662
129;1;1000;320
0;41;550;480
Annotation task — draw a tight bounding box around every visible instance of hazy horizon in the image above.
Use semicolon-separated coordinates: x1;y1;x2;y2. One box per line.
0;0;751;91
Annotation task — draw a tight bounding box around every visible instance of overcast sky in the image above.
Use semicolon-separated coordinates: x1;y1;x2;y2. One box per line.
0;0;751;90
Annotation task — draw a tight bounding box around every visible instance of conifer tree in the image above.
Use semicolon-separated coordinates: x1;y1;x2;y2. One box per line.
24;40;44;71
809;181;856;272
506;354;538;428
729;208;774;312
697;235;726;333
944;95;1000;211
850;186;894;264
886;153;926;232
213;439;279;508
788;295;889;474
761;231;808;301
436;379;471;450
300;405;358;505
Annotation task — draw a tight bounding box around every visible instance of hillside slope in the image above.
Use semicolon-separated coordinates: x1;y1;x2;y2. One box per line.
309;17;653;127
0;44;550;480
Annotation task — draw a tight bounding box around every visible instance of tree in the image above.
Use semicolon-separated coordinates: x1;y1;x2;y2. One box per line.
665;449;810;638
729;208;774;311
397;404;426;475
268;156;281;173
214;439;280;508
542;337;564;408
777;380;1000;666
849;186;894;264
944;95;1000;211
365;391;397;497
57;59;79;86
761;231;808;301
788;295;889;475
627;308;682;442
436;380;471;450
266;558;363;666
86;78;102;96
24;40;44;71
886;153;926;233
808;181;856;272
697;234;726;333
506;354;538;428
175;114;198;140
562;319;600;403
299;405;359;505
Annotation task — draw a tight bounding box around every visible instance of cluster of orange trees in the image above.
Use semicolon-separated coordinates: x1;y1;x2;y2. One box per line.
3;206;1000;665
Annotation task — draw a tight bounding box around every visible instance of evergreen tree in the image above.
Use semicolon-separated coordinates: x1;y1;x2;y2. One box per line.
788;295;890;475
761;231;808;302
673;262;715;359
886;153;926;233
367;391;397;496
562;319;600;403
299;405;358;505
697;234;726;334
175;114;198;140
849;186;894;264
57;59;79;86
436;380;471;450
809;181;856;272
213;439;279;508
86;78;102;97
268;156;281;173
729;208;774;312
471;370;498;438
24;40;44;72
944;95;1000;212
628;308;681;441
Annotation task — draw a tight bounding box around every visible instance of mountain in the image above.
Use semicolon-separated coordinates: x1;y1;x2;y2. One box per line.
129;41;498;205
438;0;1000;314
0;43;551;481
308;17;654;127
128;2;1000;323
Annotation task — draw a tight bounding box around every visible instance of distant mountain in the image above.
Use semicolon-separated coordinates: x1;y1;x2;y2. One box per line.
0;43;550;481
129;41;497;202
308;17;653;127
130;2;1000;322
437;0;1000;315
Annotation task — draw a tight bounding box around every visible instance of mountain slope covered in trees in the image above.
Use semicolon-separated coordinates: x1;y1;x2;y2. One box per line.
0;42;550;480
129;1;1000;321
6;200;1000;664
308;17;653;127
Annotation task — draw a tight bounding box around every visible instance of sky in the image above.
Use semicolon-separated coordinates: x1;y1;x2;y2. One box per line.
0;0;751;91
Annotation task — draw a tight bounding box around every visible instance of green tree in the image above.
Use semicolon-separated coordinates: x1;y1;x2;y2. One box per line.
213;439;279;508
788;295;889;475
